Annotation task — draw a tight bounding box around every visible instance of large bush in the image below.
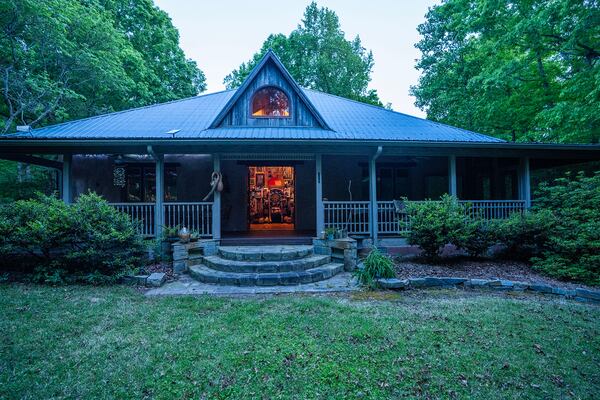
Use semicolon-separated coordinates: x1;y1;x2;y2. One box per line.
405;195;473;259
0;192;145;284
494;209;555;260
528;172;600;285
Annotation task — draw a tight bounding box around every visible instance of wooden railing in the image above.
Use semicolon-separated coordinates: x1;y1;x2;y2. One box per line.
459;200;526;220
323;201;371;235
111;203;155;237
164;202;213;237
110;202;213;238
377;201;411;235
326;200;526;236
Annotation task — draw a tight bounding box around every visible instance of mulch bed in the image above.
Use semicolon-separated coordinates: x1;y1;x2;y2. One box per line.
394;257;595;290
140;262;175;281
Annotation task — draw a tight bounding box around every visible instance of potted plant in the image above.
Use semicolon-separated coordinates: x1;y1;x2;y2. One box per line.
325;227;336;240
190;230;200;242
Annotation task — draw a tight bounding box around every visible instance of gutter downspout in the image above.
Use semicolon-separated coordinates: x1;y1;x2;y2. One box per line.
369;146;383;245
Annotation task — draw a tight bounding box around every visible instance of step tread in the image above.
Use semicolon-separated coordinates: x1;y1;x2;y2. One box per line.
189;263;344;286
202;254;330;273
218;245;313;261
205;254;327;267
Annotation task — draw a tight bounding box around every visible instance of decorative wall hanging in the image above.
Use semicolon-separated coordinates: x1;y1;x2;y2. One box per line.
113;166;126;188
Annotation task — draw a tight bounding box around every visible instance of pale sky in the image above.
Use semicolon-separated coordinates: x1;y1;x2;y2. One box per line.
154;0;440;117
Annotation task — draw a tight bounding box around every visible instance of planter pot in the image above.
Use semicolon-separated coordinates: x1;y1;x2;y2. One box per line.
327;234;334;240
178;227;191;243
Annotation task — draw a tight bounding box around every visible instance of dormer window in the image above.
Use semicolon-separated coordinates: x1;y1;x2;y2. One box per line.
251;87;290;117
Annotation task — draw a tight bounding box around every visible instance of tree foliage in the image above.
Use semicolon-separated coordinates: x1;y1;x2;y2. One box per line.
411;0;599;143
0;0;206;133
224;2;384;107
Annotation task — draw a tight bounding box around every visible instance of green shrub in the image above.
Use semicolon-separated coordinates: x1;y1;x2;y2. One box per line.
494;209;556;260
462;218;498;258
355;248;395;288
529;172;600;285
0;192;145;284
405;195;472;260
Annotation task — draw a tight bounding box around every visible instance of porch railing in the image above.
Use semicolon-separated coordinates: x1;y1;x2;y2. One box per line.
111;203;155;237
326;200;527;236
164;202;213;237
323;201;371;235
459;200;526;220
110;202;213;238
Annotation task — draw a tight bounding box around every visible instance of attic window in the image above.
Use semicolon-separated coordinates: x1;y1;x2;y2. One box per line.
251;87;290;117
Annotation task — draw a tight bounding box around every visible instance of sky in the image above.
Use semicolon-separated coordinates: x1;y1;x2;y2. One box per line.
153;0;440;117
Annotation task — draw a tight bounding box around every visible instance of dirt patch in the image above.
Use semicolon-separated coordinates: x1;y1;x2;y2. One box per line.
394;257;595;290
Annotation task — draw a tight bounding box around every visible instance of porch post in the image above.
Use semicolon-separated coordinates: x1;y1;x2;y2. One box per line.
315;153;324;236
448;155;457;197
518;156;531;208
61;154;72;204
155;154;164;239
212;154;221;240
369;148;382;244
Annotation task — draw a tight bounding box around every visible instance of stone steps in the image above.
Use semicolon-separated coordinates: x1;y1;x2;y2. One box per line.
189;263;344;286
187;245;345;286
218;245;313;261
202;254;330;273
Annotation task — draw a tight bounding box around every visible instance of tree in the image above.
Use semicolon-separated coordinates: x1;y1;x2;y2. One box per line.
224;2;384;107
0;0;206;133
411;0;599;143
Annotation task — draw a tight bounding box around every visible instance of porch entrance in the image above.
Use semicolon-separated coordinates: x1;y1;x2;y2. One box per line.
247;165;295;231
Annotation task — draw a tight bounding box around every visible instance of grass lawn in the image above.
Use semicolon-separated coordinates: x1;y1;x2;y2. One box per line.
1;286;599;399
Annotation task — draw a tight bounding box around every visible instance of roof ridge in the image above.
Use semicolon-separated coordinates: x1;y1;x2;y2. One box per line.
302;88;505;143
24;89;236;134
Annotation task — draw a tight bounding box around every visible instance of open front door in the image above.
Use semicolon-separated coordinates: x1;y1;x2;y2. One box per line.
247;166;295;231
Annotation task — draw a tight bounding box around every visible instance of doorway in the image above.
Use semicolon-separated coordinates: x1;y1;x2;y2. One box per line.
248;166;295;231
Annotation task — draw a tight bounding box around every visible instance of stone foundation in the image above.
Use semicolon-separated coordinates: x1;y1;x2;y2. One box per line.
172;239;219;273
313;237;357;271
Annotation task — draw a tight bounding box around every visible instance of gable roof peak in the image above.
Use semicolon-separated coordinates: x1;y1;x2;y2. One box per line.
209;50;330;130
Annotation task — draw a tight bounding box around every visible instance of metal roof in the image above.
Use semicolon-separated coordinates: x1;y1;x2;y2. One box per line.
3;87;504;142
3;49;504;143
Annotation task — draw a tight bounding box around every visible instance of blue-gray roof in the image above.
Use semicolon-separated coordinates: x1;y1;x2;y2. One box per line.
4;82;503;143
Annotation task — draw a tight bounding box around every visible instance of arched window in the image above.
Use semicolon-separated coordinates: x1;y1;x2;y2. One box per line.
251;87;290;117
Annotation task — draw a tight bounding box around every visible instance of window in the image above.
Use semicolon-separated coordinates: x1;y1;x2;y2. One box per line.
251;87;290;117
124;165;177;202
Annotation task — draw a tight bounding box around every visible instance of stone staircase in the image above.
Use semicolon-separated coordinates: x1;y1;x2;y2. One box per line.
189;245;344;286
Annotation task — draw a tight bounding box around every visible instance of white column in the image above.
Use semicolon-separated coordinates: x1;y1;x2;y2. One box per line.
448;155;457;197
369;156;378;243
212;154;221;240
61;154;72;204
518;156;531;208
315;154;324;236
155;154;164;239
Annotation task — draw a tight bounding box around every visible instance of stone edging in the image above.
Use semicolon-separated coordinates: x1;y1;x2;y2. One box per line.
376;277;600;304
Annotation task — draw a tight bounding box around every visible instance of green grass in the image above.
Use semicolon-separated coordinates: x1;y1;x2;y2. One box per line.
1;286;599;399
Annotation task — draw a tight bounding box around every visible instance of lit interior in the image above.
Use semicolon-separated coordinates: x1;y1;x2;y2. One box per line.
248;166;294;229
251;87;290;117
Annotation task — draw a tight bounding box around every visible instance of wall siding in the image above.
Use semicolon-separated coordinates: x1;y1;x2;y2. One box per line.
219;61;320;128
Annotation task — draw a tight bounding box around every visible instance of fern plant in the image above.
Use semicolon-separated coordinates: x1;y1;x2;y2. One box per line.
354;248;396;288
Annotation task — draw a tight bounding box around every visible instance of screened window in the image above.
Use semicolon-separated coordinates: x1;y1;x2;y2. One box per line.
124;165;177;202
251;87;290;117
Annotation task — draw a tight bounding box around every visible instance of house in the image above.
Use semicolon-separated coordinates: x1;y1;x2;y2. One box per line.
1;51;599;248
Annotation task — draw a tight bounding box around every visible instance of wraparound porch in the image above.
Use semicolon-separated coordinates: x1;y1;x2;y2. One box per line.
5;141;597;244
